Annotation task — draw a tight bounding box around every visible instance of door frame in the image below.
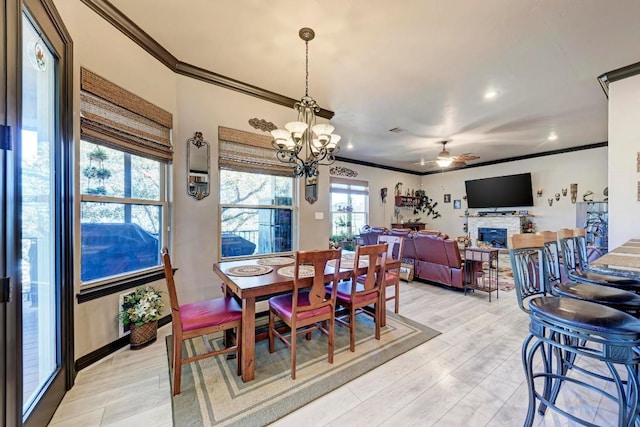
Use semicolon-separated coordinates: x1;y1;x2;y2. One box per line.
3;0;74;425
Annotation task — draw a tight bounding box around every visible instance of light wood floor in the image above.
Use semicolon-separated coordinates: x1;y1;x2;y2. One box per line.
49;281;622;426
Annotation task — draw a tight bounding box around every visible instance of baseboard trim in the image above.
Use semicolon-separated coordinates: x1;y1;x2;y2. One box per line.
74;315;172;372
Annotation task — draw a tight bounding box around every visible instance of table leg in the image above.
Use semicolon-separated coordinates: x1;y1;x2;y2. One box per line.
241;297;256;382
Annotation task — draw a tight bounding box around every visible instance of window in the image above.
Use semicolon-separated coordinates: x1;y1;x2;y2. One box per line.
79;141;168;283
218;127;295;259
330;178;369;247
79;69;172;286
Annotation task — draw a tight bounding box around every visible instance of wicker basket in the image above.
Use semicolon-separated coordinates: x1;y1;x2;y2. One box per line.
129;320;158;350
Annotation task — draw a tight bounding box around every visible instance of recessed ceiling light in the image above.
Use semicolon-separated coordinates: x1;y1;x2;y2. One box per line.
548;132;558;141
484;90;498;100
347;142;354;150
420;158;425;166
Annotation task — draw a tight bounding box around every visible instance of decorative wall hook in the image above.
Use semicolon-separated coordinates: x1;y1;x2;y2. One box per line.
548;198;554;206
555;193;561;201
562;188;567;197
536;189;543;198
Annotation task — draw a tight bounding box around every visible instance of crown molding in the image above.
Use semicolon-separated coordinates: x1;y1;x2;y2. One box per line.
598;61;640;98
79;0;335;119
422;142;608;175
338;142;607;176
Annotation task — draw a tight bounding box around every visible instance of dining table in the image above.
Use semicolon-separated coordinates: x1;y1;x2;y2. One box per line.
213;254;400;382
588;238;640;280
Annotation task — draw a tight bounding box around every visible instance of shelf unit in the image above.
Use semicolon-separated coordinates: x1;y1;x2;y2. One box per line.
394;195;420;207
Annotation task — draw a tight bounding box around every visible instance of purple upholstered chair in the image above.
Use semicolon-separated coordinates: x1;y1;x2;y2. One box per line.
268;249;342;379
162;247;242;395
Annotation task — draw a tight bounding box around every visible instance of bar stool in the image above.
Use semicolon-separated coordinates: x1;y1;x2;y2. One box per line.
558;228;640;291
509;235;640;426
524;297;640;427
538;231;640;316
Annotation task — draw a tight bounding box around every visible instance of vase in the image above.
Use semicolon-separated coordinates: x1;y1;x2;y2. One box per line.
129;320;158;350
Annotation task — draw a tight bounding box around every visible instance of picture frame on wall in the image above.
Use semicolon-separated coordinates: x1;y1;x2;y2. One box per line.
453;199;461;209
444;194;451;203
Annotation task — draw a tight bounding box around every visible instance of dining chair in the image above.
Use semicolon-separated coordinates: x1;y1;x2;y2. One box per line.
161;247;242;395
557;228;640;290
377;234;405;313
329;243;388;352
268;248;342;379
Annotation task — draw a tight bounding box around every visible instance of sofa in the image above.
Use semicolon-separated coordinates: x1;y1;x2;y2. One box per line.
359;228;477;290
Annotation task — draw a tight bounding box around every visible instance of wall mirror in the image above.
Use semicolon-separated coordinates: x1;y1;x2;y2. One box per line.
187;131;210;200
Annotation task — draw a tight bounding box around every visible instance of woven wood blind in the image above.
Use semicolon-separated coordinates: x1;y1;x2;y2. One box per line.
80;68;173;162
218;126;294;176
330;177;369;195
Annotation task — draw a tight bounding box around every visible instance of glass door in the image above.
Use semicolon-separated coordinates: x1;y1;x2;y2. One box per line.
1;1;72;425
21;12;58;414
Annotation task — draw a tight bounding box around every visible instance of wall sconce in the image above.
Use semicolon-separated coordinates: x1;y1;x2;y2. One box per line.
555;193;561;201
548;198;553;206
537;189;543;198
562;188;567;197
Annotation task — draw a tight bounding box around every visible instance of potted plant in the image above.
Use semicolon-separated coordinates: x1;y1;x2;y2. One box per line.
395;182;403;196
118;286;164;350
89;146;108;161
84;144;111;195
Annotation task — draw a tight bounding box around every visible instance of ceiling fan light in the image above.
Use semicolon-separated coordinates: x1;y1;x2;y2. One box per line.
437;149;450;160
436;158;452;168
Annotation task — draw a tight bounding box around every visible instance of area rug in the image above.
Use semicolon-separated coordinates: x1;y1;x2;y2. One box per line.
497;253;515;291
168;312;439;426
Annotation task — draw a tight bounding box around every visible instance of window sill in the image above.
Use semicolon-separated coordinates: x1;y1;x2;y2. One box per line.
76;269;174;304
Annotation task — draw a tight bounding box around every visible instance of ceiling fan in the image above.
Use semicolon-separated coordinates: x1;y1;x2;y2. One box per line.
417;140;480;169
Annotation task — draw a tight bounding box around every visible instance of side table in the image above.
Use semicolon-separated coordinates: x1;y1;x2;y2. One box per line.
463;247;499;302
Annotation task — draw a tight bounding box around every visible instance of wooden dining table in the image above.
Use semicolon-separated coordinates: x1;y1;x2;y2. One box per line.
588;238;640;279
213;255;400;382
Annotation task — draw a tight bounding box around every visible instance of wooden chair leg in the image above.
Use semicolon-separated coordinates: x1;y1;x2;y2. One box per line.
172;333;182;395
268;310;275;353
290;328;297;380
395;282;400;313
375;302;381;340
328;315;334;363
349;307;356;352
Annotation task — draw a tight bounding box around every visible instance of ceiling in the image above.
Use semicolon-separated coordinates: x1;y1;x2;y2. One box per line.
108;0;640;173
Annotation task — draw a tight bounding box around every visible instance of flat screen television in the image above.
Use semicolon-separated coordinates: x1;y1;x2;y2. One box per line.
464;173;534;209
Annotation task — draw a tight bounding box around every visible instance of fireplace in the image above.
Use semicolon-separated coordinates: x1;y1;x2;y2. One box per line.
477;227;508;248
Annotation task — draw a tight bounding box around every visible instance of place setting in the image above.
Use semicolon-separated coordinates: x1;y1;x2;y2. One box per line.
224;264;273;277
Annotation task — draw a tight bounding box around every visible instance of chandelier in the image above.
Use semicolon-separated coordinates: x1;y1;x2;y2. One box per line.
271;28;340;178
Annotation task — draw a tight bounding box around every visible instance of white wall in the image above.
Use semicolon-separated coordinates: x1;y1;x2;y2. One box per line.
419;147;608;240
54;0;178;359
608;74;640;247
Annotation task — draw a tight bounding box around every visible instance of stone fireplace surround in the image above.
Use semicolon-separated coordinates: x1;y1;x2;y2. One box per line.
467;215;528;248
